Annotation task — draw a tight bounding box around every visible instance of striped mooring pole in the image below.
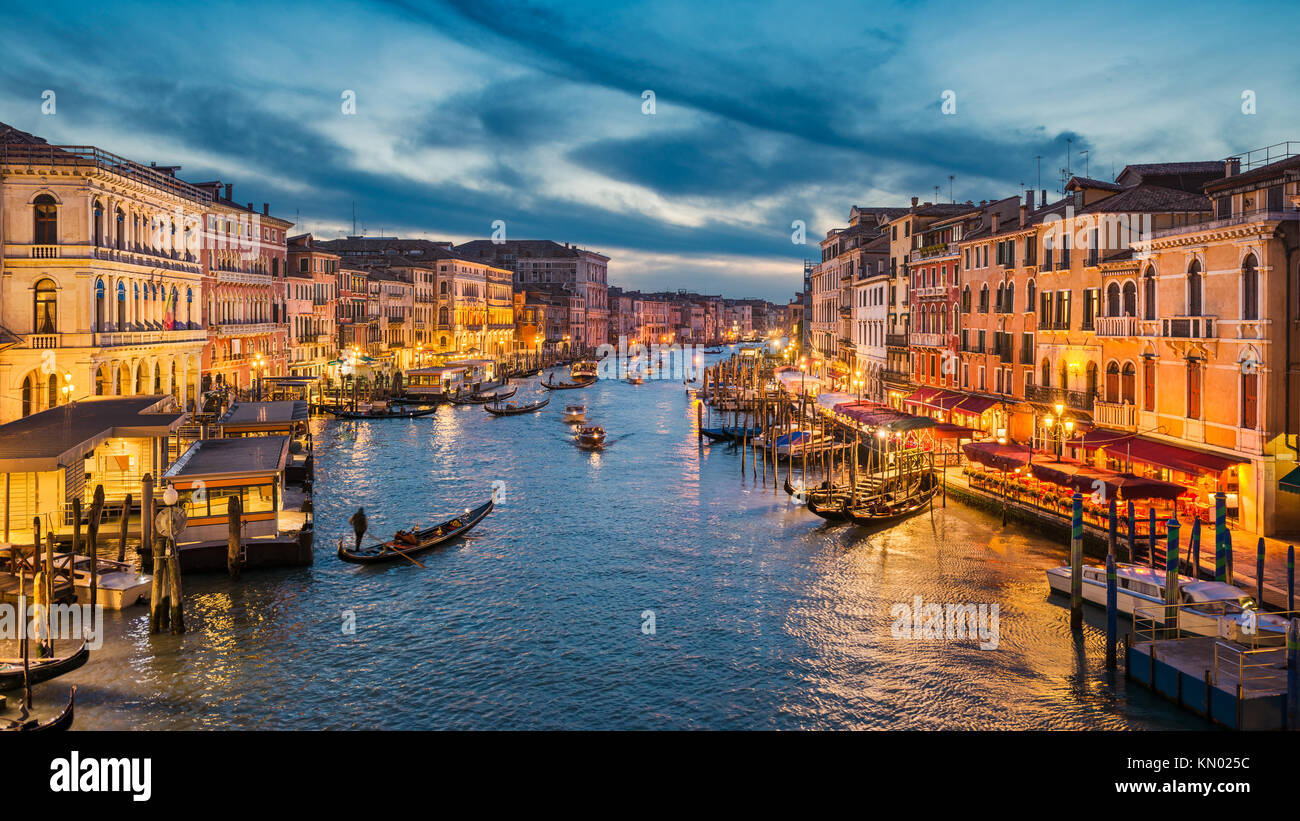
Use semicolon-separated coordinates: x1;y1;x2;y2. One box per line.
1070;491;1083;630
1127;500;1136;564
1215;492;1227;583
1107;496;1117;559
1289;618;1299;730
1148;506;1157;568
1257;537;1266;606
1165;517;1181;622
1284;543;1294;613
1190;518;1201;581
1105;552;1118;670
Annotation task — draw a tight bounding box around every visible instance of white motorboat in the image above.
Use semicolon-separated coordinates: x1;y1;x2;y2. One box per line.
563;403;587;423
53;553;151;610
1045;562;1288;643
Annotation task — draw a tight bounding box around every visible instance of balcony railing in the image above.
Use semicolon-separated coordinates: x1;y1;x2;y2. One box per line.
94;328;208;347
1093;400;1137;431
1149;207;1298;240
212;322;283;337
886;333;910;348
1095;315;1138;337
27;333;59;349
32;245;59;259
1025;384;1096;412
910;331;947;348
1162;316;1215;339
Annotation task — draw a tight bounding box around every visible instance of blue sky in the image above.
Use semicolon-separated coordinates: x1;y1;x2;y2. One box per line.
1;0;1296;301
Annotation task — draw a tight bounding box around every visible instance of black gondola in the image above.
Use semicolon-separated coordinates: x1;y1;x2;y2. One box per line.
2;687;75;732
328;405;438;419
0;642;90;691
484;394;550;415
337;499;494;564
541;375;597;390
844;473;939;525
448;386;518;406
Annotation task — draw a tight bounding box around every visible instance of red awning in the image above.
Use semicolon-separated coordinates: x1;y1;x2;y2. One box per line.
963;441;1033;471
953;394;1001;416
1068;431;1244;476
903;387;942;405
933;422;978;439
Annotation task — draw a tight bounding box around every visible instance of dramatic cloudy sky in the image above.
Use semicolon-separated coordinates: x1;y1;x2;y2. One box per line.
1;0;1295;300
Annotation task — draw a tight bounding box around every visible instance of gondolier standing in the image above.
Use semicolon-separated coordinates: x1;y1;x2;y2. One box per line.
349;507;367;550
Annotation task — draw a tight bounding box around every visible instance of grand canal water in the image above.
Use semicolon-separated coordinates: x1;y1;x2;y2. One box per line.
25;362;1203;729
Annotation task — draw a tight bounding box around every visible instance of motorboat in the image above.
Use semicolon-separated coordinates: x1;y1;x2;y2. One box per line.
563;403;587;423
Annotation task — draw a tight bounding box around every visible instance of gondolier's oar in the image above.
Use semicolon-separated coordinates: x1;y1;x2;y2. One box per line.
366;529;426;568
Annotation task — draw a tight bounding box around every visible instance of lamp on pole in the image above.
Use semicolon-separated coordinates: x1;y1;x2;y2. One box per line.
252;353;266;401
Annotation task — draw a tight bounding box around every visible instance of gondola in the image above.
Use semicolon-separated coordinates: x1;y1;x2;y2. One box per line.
337;499;494;564
844;473;939;526
1;687;75;732
448;386;518;406
541;375;597;390
484;394;550;415
0;641;90;692
509;367;540;379
699;427;731;442
805;486;852;522
328;405;438;419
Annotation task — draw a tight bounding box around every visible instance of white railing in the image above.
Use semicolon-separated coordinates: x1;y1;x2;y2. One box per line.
213;322;280;337
32;245;59;259
27;333;59;349
95;328;208;347
1093;400;1136;430
909;332;947;348
1095;315;1137;337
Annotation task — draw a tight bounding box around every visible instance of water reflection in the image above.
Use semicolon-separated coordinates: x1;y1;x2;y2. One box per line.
17;369;1203;729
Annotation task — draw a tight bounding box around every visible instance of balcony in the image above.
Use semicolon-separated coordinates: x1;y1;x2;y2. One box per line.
1093;400;1137;431
911;242;957;261
213;322;283;337
1095;316;1138;337
27;333;59;349
913;286;948;299
886;333;910;348
1025;384;1095;412
1162;316;1215;340
94;328;208;347
910;332;947;348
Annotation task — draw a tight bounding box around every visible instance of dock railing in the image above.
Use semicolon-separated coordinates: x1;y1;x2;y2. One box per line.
1212;641;1288;694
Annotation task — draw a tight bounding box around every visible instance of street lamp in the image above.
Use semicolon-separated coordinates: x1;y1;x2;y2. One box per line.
59;372;74;406
252;353;266;401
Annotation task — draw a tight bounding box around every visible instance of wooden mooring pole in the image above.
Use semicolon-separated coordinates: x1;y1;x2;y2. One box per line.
1257;537;1266;606
1105;553;1118;670
1289;545;1295;612
118;492;131;564
1127;500;1136;564
1070;491;1083;630
1190;518;1201;580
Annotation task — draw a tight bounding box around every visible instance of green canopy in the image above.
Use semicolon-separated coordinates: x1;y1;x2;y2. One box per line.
1280;465;1300;495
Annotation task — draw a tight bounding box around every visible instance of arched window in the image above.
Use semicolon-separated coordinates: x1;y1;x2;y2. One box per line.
93;201;104;247
33;194;57;245
1086;361;1098;398
1005;281;1015;314
95;365;108;396
1122;281;1137;316
995;283;1005;313
1187;260;1203;316
21;373;34;417
438;306;449;325
95;278;105;331
115;208;125;250
1121;362;1136;405
1143;267;1156;320
1142;357;1156;412
1241;365;1258;430
961;285;971;313
979;284;989;313
1242;254;1259;320
33;278;57;334
47;373;58;408
1025;278;1036;310
1105;361;1120;403
1106;282;1121;317
1058;360;1069;392
1041;358;1051;389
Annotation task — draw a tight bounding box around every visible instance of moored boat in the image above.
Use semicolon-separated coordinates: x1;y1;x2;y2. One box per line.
1045;563;1289;643
337;499;494;564
448;386;518;405
0;642;90;692
328;402;437;419
2;687;75;732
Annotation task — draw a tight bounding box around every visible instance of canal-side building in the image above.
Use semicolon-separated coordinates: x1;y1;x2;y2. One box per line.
336;267;371;354
193;182;293;394
0;122;210;421
286;234;339;378
1123;155;1300;536
453;239;608;349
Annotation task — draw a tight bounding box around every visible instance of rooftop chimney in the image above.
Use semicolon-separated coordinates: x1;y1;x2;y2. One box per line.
224;183;233;201
991;212;1000;233
1040;189;1047;208
1019;202;1027;228
1225;157;1241;177
263;203;269;215
911;196;919;207
247;203;253;212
